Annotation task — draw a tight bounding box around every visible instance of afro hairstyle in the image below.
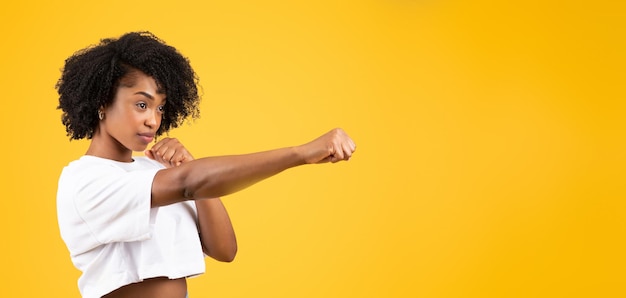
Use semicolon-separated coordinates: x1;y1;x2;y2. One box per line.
56;31;200;140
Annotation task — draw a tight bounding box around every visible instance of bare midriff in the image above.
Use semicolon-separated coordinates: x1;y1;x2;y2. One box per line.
103;277;187;298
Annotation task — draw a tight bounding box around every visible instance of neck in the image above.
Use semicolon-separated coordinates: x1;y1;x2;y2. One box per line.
86;130;133;162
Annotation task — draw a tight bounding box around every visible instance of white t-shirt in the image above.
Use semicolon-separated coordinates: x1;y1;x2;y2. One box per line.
57;155;205;298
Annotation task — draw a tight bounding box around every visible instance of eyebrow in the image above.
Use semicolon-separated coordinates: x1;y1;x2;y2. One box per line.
135;91;155;100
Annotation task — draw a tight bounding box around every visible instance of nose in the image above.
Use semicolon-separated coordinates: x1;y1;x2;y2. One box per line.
145;109;160;128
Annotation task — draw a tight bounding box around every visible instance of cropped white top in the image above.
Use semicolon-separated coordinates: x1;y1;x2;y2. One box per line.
57;156;204;298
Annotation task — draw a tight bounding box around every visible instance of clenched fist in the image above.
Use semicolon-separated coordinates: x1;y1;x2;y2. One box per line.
145;137;194;168
295;128;356;164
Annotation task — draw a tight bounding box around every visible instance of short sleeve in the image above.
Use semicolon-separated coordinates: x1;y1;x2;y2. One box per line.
73;165;160;244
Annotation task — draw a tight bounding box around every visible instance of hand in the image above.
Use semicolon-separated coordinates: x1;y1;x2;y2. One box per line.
145;137;194;168
296;128;356;164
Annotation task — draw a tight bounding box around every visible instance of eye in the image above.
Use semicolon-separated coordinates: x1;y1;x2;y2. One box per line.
136;102;147;109
158;105;165;113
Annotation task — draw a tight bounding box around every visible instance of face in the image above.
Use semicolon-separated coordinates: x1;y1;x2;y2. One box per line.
99;70;166;154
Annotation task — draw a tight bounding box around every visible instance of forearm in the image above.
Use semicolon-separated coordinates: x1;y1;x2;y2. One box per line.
152;146;304;206
187;146;304;198
195;198;237;262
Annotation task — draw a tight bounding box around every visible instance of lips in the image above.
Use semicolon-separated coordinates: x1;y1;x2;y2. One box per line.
138;133;155;143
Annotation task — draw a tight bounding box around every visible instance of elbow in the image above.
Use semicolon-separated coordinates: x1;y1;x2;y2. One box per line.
208;245;238;263
220;243;238;263
219;249;238;263
203;237;238;262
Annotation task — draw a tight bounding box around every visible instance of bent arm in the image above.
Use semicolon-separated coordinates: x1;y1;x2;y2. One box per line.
147;138;239;261
195;198;237;262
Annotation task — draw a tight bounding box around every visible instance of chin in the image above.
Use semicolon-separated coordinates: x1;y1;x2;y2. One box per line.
131;144;150;152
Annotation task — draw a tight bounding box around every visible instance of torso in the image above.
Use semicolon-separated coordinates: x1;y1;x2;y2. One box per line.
57;156;205;297
103;277;187;298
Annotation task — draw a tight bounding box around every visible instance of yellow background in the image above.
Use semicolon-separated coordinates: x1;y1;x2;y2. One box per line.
1;0;624;297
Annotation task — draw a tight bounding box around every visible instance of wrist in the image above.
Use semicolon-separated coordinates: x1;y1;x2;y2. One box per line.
291;145;309;165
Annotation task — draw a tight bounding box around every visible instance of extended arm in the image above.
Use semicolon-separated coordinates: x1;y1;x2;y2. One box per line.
149;128;356;207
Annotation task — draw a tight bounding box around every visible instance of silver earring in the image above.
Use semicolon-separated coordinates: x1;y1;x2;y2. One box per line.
98;110;104;120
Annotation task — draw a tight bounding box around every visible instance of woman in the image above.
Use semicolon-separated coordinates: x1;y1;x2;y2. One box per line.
56;31;356;298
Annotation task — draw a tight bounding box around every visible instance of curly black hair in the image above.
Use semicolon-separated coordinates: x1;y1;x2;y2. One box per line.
56;31;200;140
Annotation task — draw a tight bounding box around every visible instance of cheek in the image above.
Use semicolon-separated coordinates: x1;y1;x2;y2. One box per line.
157;117;165;130
157;113;165;126
113;110;142;129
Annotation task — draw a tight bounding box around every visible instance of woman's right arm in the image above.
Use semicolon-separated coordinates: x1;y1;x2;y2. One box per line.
150;128;356;207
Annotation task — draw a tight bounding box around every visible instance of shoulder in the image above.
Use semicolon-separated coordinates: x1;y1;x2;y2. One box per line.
132;156;166;170
66;155;164;169
61;156;117;175
60;156;164;179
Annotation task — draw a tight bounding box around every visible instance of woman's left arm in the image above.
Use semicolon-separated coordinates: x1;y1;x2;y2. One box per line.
194;198;237;262
146;138;237;262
